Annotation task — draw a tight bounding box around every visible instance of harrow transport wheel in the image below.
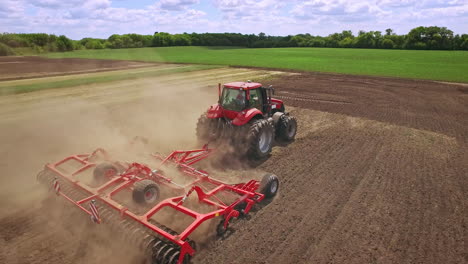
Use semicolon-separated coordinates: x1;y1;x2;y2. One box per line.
260;173;279;199
93;163;118;183
277;114;297;141
133;179;160;204
247;119;275;159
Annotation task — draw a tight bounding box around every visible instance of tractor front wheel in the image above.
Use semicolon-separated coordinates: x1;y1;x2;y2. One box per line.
277;115;297;141
247;119;274;159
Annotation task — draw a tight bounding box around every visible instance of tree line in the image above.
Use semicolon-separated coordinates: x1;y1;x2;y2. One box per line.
0;33;73;55
1;26;467;56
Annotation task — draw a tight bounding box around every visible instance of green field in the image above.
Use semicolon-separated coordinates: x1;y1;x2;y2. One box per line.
46;47;468;82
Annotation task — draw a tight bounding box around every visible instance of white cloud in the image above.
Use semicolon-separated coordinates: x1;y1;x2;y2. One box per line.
291;0;381;19
84;0;112;10
31;0;111;9
158;0;199;11
212;0;286;20
285;0;467;34
0;0;466;38
0;0;209;38
0;0;25;17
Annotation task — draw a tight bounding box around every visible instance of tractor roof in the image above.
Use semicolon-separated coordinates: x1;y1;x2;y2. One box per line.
224;82;262;90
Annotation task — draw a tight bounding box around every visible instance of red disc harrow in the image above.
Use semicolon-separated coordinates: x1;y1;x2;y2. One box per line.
37;145;279;264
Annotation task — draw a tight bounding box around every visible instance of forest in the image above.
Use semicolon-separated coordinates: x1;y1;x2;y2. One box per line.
1;26;467;56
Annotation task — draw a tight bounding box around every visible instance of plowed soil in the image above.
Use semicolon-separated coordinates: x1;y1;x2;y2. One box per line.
197;73;468;264
0;56;155;80
0;61;467;264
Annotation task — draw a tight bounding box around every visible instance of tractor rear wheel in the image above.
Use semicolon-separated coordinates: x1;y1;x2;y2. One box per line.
196;114;221;142
277;115;297;141
247;119;274;159
196;114;210;141
133;180;160;204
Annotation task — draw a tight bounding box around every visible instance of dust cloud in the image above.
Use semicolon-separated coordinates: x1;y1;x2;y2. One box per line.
0;77;224;263
0;79;214;193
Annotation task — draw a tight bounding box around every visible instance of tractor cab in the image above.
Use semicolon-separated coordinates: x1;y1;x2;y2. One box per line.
219;81;282;115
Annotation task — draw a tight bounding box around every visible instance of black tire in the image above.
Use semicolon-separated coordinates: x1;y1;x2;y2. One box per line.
277;115;297;141
133;179;160;204
93;163;118;183
196;113;220;142
280;105;285;113
259;173;279;199
246;119;275;159
196;113;210;141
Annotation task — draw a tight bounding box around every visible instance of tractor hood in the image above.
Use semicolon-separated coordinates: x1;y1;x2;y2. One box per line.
207;103;239;120
206;104;224;118
206;104;262;126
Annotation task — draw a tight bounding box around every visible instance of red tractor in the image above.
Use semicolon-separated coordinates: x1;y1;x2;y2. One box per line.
196;81;297;159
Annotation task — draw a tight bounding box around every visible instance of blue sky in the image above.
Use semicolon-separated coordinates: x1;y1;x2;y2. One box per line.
0;0;467;39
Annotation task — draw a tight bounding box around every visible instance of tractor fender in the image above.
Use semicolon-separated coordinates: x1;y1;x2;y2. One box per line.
271;98;284;112
232;108;263;126
206;104;223;119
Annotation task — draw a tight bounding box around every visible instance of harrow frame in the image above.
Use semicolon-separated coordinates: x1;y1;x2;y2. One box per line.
38;146;269;264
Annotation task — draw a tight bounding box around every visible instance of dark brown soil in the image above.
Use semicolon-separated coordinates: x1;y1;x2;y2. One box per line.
0;56;156;80
195;73;468;264
0;66;467;264
270;73;468;143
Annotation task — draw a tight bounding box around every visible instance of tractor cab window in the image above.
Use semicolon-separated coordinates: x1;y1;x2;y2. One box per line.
249;88;263;111
221;88;246;111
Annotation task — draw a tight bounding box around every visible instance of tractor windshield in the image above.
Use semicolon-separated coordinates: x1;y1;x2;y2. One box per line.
220;88;246;111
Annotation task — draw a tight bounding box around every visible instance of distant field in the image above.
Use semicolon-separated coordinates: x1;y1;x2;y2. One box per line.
0;63;220;95
46;47;468;82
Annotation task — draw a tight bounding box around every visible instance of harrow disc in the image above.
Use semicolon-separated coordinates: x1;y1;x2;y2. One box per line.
147;238;191;264
37;170;195;264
